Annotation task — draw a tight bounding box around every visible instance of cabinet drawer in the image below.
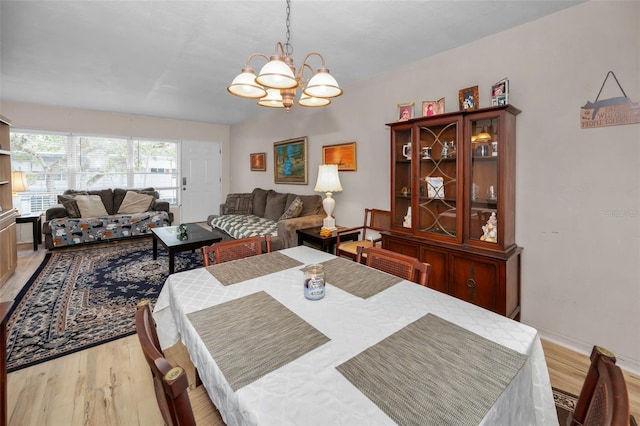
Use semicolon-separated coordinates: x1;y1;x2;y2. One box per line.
384;238;418;258
450;255;498;313
419;246;447;293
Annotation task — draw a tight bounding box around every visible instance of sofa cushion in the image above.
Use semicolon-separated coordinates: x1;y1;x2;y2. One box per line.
117;191;154;214
264;191;288;221
224;193;254;215
75;195;109;218
251;188;270;217
279;196;303;220
113;188;156;212
296;194;325;216
57;194;82;218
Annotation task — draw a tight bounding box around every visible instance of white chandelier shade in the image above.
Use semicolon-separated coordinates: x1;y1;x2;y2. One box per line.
304;68;343;98
227;67;267;98
257;88;285;108
255;55;298;89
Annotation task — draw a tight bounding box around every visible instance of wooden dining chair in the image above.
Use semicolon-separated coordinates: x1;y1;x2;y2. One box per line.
567;345;630;426
336;208;391;260
356;246;431;286
201;235;272;266
135;301;223;426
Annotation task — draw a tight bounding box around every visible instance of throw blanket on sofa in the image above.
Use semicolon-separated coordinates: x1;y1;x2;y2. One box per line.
48;211;171;247
210;214;278;240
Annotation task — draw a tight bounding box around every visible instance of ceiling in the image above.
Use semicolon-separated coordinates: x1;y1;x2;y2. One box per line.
0;1;582;125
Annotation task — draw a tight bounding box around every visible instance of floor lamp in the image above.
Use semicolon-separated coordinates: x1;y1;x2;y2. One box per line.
314;164;342;231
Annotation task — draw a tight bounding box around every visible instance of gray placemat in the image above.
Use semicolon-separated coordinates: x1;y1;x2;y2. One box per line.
319;257;403;299
336;314;528;425
205;251;303;286
188;291;330;391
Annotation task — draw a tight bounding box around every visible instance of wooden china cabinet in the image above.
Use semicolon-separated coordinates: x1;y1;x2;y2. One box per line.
384;105;522;319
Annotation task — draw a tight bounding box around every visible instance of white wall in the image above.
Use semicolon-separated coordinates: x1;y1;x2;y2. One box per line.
230;1;640;372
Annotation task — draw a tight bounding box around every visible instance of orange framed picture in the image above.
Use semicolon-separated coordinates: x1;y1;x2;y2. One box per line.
322;141;357;171
250;152;266;171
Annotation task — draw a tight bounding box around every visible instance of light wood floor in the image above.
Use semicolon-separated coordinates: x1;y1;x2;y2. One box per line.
2;243;639;425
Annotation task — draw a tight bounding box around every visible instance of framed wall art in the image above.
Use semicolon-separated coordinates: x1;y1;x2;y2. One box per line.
491;78;509;106
422;97;445;117
273;137;308;184
322;141;357;171
397;102;414;121
250;152;266;171
458;86;479;111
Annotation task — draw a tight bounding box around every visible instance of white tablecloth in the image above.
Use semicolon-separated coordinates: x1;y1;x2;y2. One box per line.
154;246;558;426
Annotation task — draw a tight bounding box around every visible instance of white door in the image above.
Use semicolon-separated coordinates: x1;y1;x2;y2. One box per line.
180;140;221;223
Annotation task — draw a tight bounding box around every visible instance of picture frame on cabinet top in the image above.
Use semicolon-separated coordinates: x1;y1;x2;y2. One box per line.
458;86;479;111
397;102;414;121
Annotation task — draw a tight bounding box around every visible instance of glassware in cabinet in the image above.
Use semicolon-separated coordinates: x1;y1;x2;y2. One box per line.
390;125;413;230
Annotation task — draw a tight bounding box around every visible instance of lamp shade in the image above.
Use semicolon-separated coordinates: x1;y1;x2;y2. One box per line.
304;68;342;98
256;56;298;89
298;92;331;107
257;88;285;108
314;164;342;193
11;171;28;193
227;67;267;99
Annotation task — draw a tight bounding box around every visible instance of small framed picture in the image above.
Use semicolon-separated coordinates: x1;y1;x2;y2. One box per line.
491;78;509;106
458;86;479;111
322;141;357;171
422;97;445;117
250;152;266;171
397;102;414;121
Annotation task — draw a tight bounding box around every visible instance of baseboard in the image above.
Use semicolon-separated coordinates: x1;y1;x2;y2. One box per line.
530;323;640;376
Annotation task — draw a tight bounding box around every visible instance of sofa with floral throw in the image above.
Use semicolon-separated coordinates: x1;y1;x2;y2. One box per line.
208;188;325;249
43;188;173;249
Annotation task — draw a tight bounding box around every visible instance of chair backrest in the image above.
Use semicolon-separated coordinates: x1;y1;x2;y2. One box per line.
356;246;431;286
202;235;272;266
569;345;630;426
135;301;197;426
363;208;391;240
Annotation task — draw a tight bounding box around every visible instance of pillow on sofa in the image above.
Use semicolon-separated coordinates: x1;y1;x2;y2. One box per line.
66;189;114;214
279;197;303;220
252;188;270;217
57;194;82;218
264;191;288;221
224;193;254;215
113;188;156;212
117;191;154;214
75;195;109;218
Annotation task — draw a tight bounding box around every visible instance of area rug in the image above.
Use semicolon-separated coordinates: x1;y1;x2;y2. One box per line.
6;238;201;373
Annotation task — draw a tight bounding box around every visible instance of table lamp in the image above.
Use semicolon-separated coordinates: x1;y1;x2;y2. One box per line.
314;164;342;231
12;171;28;213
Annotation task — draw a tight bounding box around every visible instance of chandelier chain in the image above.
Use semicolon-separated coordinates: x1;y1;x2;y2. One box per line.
284;0;293;56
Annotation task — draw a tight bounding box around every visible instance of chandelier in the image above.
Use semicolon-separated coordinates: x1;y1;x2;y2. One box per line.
227;0;342;111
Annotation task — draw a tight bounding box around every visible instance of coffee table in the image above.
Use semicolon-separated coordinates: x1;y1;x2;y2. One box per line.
151;223;224;274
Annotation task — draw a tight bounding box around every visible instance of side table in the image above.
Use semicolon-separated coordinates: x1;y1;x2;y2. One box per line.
296;226;360;254
16;213;42;251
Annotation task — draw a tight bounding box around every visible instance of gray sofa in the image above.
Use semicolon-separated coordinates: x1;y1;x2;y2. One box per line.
208;188;324;249
43;188;173;249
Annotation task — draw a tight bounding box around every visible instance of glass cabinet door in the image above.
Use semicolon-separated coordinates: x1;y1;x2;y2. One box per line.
468;114;500;246
415;117;463;243
390;125;413;231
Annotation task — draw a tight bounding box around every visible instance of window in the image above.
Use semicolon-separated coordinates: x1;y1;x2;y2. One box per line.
10;131;179;214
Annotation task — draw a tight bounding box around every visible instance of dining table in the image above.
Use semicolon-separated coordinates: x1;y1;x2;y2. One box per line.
153;245;558;426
